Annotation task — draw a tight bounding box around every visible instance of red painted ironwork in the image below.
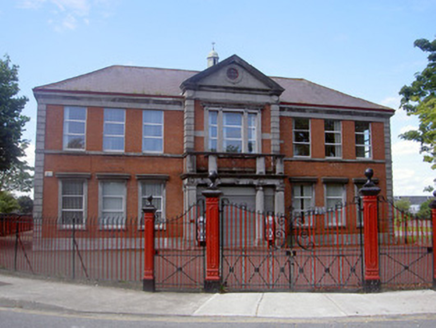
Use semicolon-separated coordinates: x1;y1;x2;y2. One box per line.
153;201;205;291
433;208;436;287
0;216;146;284
290;201;364;291
143;206;156;291
378;197;433;289
362;195;381;283
203;190;222;291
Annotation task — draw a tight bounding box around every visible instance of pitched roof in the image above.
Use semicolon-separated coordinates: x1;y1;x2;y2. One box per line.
181;55;285;96
34;64;392;111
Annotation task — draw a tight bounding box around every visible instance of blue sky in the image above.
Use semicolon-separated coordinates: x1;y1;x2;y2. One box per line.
1;0;436;196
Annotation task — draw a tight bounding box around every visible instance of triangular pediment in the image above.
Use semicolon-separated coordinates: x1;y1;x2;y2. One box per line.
180;55;284;96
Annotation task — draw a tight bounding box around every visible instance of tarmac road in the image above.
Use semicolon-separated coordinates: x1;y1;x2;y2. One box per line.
1;307;436;328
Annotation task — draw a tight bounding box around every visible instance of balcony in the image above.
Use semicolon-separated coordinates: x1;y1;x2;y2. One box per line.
184;152;285;176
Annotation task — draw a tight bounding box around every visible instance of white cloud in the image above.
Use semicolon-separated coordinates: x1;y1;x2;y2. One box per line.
61;13;78;30
24;143;35;167
392;140;420;156
380;95;401;109
52;0;90;16
18;0;116;31
398;125;418;134
17;0;47;9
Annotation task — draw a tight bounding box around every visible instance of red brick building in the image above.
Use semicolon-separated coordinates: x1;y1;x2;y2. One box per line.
33;52;394;229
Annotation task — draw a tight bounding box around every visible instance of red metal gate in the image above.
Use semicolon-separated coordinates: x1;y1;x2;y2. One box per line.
378;197;433;289
220;199;364;291
290;200;364;291
154;201;206;291
220;201;291;291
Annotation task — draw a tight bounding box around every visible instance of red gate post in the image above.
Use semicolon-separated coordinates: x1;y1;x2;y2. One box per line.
143;196;156;292
360;168;381;292
429;191;436;290
202;171;222;293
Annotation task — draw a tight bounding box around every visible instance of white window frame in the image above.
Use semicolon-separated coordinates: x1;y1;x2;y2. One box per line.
355;121;372;159
138;180;166;230
325;120;342;158
99;180;127;229
103;108;125;152
142;110;163;153
293;118;311;157
206;108;261;154
324;183;346;227
292;183;315;226
59;179;87;228
63;106;87;151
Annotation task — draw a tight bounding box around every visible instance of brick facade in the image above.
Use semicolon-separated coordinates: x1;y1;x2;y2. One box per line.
33;54;394;230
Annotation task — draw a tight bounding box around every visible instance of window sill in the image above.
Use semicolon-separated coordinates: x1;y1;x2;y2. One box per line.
58;225;86;230
99;225;127;231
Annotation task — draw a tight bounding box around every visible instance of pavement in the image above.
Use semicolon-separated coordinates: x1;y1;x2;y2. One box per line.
1;272;436;319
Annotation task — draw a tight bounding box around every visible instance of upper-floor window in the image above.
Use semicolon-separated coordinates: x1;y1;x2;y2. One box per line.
293;118;310;157
103;108;125;152
60;179;86;227
143;110;163;153
325;120;342;158
63;107;86;150
355;122;371;159
207;109;259;153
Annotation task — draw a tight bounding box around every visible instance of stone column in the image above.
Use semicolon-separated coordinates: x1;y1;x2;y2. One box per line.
183;95;195;152
255;185;265;243
359;168;381;292
274;183;285;216
270;102;281;154
142;199;156;292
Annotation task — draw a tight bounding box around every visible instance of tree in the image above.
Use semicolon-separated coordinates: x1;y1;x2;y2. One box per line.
399;38;436;169
423;185;434;193
0;155;33;193
394;198;411;212
0;55;29;175
0;191;19;213
17;195;33;213
416;199;431;219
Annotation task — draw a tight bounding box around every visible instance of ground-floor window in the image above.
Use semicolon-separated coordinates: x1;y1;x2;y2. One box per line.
139;181;165;229
60;179;87;226
325;183;346;226
99;180;126;227
292;183;314;226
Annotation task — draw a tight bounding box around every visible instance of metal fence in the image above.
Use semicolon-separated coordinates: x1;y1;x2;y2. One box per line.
290;200;364;291
0;216;145;285
0;195;434;292
378;198;433;289
154;201;205;291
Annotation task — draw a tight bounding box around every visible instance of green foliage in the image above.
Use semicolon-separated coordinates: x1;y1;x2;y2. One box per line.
423;185;434;193
0;191;19;213
0;148;33;193
17;195;33;213
416;199;432;219
394;198;411;212
0;55;29;174
399;38;436;169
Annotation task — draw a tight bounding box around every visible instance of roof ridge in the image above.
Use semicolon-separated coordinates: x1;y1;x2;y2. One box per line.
303;79;393;111
110;64;200;74
34;65;200;90
273;76;393;111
